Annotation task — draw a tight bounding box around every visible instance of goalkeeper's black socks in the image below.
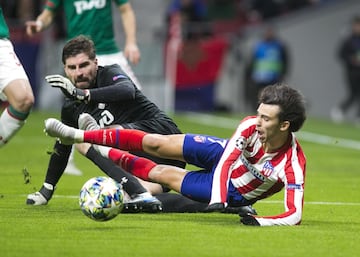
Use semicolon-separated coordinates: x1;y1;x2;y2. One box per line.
85;146;148;195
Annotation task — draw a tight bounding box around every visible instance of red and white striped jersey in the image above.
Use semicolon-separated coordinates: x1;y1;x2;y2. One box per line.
210;116;306;226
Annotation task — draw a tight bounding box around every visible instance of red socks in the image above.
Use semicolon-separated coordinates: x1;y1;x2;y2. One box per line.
83;129;147;150
83;129;156;180
108;148;156;181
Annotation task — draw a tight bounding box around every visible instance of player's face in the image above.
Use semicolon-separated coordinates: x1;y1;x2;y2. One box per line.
64;53;98;89
256;103;287;146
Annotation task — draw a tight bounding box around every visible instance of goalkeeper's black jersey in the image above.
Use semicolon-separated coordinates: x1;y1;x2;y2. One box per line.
60;64;178;134
47;64;183;179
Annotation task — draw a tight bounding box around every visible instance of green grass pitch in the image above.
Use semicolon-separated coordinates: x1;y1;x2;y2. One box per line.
1;110;359;257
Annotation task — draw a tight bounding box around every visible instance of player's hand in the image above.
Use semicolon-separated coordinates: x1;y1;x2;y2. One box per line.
124;43;140;65
25;20;42;37
45;74;90;102
240;214;260;226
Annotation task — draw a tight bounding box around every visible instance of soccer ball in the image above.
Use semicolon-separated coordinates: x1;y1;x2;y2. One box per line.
79;176;124;221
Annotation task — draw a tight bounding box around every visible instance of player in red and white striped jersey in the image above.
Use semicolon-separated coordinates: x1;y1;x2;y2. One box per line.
44;84;307;226
208;115;306;226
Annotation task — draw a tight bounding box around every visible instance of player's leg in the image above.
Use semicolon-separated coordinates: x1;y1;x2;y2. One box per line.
141;133;185;161
26;142;163;211
0;79;34;146
75;114;163;212
181;134;258;214
98;142;209;202
95;142;211;212
0;39;34;146
76;113;165;195
99;146;187;193
85;145;163;212
89;141;210;212
63;145;83;176
154;193;208;213
92;130;186;161
76;142;163;195
44;118;186;161
80;122;207;213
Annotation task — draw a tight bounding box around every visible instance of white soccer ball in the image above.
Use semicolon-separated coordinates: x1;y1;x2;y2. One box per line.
79;176;124;221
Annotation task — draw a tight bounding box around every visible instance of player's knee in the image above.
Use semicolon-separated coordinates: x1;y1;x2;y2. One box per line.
7;81;34;112
149;164;183;191
20;93;35;111
10;95;34;113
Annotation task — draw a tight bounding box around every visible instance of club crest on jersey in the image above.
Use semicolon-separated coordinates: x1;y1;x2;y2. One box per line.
193;135;206;143
261;161;274;177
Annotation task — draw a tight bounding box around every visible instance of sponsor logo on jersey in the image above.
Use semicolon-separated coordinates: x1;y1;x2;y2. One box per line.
287;184;302;190
74;0;106;15
240;155;266;181
112;74;127;81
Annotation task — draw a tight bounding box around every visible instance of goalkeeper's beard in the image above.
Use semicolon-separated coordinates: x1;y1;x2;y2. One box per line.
75;79;92;89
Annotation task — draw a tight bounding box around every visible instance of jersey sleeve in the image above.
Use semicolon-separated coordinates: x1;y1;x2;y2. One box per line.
113;0;128;6
90;65;136;102
255;141;306;226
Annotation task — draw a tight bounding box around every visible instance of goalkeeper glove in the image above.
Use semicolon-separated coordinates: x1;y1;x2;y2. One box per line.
240;214;260;226
45;74;90;102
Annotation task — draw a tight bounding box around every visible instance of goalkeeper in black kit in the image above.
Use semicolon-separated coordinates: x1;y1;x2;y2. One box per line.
27;35;256;215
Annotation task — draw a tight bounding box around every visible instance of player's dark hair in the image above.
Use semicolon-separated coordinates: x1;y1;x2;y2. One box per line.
62;35;96;64
258;83;306;132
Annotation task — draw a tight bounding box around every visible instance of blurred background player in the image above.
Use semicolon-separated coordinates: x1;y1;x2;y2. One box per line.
0;7;34;147
331;15;360;123
26;0;141;175
244;25;290;112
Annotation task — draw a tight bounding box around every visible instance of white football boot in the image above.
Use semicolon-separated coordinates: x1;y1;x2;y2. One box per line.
44;118;80;144
26;183;54;205
26;192;48;205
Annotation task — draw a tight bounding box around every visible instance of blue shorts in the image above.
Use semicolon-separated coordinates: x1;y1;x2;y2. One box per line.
180;134;253;206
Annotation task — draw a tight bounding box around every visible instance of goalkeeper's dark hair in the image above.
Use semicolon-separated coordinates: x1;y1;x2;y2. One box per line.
258;83;306;132
62;35;96;64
